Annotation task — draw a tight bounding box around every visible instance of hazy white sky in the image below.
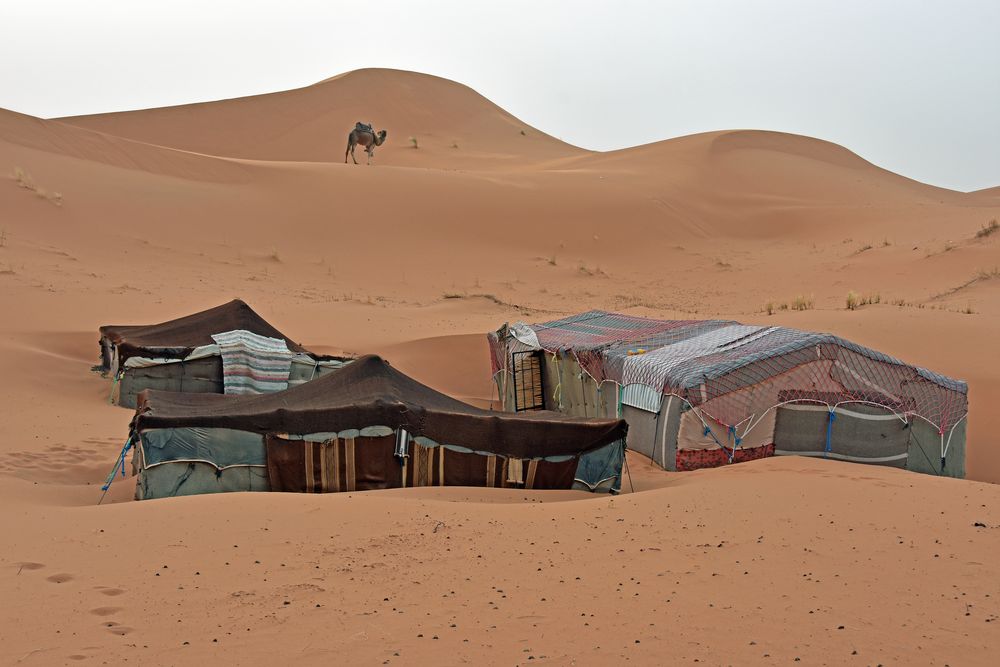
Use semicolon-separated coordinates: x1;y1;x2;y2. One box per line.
2;0;998;191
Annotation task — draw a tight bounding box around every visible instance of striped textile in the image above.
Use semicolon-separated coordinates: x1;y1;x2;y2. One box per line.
621;324;769;390
211;329;293;395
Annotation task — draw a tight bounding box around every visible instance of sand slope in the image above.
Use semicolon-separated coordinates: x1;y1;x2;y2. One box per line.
3;457;999;665
58;68;584;167
2;68;1000;664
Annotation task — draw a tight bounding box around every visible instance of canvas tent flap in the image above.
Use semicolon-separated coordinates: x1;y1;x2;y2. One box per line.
140;427;265;468
136;462;269;499
573;439;625;492
122;344;220;368
508;322;541;349
134;355;628;460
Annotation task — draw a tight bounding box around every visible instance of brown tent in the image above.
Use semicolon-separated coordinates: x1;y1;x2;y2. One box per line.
99;298;311;369
129;355;628;499
98;299;349;408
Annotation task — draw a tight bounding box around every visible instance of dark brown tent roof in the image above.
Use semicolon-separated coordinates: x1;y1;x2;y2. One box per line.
133;355;627;459
100;299;313;363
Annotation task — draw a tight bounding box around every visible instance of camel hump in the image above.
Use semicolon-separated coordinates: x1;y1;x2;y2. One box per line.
355;121;374;134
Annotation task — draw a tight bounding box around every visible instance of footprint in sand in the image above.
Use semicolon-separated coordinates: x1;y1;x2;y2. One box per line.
96;587;125;596
90;607;122;617
67;655;88;661
103;621;133;636
46;573;75;583
15;561;45;572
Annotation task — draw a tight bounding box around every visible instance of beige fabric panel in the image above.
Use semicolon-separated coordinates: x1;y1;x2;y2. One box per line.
556;356;587;418
677;409;775;451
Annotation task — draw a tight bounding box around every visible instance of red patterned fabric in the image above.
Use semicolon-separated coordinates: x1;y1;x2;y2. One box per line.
676;443;775;471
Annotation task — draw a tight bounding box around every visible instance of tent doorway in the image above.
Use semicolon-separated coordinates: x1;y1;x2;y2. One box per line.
512;350;544;412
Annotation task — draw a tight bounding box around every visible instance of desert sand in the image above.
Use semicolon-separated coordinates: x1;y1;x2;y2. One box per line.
1;69;999;664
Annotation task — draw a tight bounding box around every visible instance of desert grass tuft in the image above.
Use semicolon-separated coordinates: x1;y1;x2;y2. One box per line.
790;295;814;311
846;291;880;310
976;219;999;239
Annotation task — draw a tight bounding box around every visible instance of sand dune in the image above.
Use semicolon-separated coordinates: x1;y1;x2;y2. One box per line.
0;108;252;183
2;67;1000;665
58;68;584;167
972;185;1000;199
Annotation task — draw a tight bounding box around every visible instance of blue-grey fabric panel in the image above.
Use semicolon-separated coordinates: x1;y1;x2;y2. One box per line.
141;427;265;468
572;439;624;493
622;405;657;460
773;404;907;467
942;419;966;478
117;357;224;409
286;358;348;387
136;461;269;499
907;418;966;478
622;398;680;470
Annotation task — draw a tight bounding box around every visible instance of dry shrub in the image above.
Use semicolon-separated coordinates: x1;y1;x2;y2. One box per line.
12;167;62;205
976;219;999;239
578;263;607;277
976;267;1000;280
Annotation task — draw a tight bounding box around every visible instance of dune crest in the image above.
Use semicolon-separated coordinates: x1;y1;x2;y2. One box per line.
58;68;584;165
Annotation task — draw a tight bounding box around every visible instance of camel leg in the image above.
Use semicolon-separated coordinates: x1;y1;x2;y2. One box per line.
345;140;350;164
349;143;358;165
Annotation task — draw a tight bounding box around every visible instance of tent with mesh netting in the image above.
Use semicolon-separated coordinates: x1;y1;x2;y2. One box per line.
487;311;967;477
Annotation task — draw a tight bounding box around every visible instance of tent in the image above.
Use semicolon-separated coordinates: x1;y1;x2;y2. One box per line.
488;311;968;477
127;355;628;499
98;299;350;408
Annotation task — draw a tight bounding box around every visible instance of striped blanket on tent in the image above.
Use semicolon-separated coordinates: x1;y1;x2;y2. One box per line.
211;329;293;395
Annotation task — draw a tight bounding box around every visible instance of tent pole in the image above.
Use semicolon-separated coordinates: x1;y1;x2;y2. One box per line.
622;449;635;494
97;435;133;505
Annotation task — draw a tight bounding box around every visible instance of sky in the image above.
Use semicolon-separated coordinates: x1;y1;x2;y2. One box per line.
2;0;998;191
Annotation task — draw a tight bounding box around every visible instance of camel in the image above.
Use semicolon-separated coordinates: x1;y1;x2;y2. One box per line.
345;123;388;165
